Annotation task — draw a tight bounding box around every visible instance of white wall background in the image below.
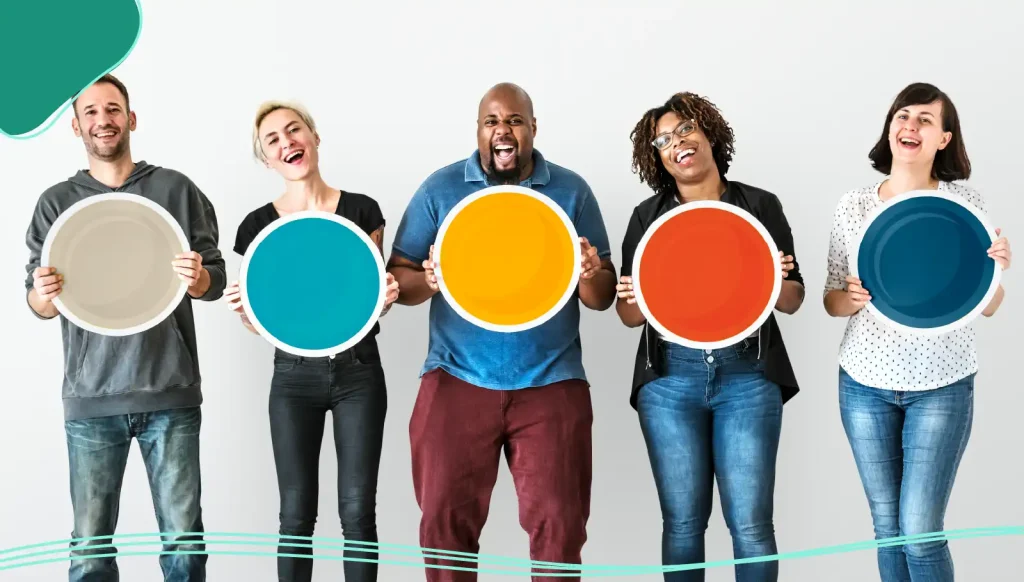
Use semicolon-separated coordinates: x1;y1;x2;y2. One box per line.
1;0;1021;579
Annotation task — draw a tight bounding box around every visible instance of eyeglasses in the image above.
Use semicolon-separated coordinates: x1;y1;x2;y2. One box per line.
651;119;697;150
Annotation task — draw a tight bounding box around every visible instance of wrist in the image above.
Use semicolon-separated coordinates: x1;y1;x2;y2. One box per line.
187;267;211;298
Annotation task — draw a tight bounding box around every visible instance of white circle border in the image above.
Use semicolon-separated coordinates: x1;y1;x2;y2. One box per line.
239;210;387;357
433;185;582;333
850;189;1001;336
41;192;191;337
632;200;783;350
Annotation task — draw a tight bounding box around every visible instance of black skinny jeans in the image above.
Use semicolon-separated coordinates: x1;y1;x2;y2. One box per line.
269;347;387;582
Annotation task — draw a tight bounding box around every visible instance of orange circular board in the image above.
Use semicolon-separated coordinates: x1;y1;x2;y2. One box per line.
434;186;581;332
633;201;781;349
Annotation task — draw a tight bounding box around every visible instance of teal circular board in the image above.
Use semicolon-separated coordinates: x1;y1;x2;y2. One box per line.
240;212;385;357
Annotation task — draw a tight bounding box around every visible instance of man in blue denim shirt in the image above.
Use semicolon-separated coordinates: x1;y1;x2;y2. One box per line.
388;83;616;581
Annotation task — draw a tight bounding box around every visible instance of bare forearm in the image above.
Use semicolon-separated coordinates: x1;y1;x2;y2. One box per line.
389;265;436;306
579;268;616;311
187;268;211;299
27;288;58;319
616;298;646;328
824;289;859;317
982;284;1005;316
775;281;805;315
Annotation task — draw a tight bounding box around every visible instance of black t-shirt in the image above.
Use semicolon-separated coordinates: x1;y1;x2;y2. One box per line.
620;178;803;409
233;191;386;361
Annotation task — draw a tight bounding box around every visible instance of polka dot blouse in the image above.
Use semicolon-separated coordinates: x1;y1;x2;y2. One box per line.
823;180;988;391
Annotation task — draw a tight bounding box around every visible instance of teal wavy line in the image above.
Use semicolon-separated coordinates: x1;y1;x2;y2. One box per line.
0;526;1021;575
0;0;143;139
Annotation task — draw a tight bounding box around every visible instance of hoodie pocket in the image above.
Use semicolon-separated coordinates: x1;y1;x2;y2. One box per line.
68;315;198;398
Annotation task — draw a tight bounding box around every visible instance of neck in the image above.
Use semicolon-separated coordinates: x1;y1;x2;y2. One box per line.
881;163;938;200
675;172;725;203
281;171;337;211
87;153;136;188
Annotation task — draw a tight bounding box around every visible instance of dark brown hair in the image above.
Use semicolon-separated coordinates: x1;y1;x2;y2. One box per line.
868;82;970;181
72;74;130;116
629;92;735;198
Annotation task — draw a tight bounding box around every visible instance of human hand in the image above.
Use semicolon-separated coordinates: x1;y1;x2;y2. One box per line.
616;276;636;304
988;228;1011;270
223;280;246;315
423;245;439;291
845;275;871;311
779;251;795;279
32;266;63;303
172;251;205;287
579;237;601;280
383;272;399;307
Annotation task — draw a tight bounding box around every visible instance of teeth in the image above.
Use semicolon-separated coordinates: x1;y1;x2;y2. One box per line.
900;138;919;145
676;148;695;162
285;152;302;162
96;132;115;137
495;145;513;151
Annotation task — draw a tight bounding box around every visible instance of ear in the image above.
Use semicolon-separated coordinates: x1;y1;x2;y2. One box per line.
71;116;81;137
315;132;321;148
531;117;537;137
937;131;952;150
128;111;137;131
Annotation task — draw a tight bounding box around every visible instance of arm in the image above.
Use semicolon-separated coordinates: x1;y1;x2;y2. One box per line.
579;256;617;311
982;284;1005;317
24;194;61;319
615;208;647;328
385;183;440;307
387;252;438;306
185;182;227;301
369;225;398;317
763;193;805;315
575;186;616;311
821;195;870;317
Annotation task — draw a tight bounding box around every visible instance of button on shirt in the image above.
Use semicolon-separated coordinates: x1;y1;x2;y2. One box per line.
390;149;612;390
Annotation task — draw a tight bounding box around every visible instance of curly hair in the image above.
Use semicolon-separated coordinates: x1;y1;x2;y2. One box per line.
629;92;736;198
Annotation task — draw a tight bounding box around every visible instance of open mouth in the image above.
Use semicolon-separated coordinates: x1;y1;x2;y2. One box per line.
283;150;305;165
675;147;696;164
898;136;921;150
493;143;516;164
93;130;118;140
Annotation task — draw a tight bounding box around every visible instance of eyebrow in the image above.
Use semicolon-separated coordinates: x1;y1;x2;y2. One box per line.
263;120;299;140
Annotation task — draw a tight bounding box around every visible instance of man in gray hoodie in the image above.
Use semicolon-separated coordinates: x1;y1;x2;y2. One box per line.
23;74;225;582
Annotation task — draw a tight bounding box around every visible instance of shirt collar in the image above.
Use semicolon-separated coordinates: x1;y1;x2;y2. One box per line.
464;149;551;187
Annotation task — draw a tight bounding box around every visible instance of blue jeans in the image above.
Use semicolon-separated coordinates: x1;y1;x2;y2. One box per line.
64;406;206;582
637;339;783;582
839;369;974;582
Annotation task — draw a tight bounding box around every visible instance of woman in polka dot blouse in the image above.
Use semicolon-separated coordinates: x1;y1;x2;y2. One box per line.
823;82;1012;582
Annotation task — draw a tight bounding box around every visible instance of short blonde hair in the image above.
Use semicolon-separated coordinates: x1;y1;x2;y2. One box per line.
251;100;318;163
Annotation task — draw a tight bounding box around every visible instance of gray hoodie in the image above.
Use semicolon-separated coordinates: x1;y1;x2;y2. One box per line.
24;161;226;421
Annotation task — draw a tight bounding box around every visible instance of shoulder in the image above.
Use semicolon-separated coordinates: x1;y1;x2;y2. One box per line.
35;180;78;209
238;203;275;233
833;183;880;216
545;160;594;194
340;191;381;211
730;180;785;212
941;180;986;209
418;159;469;192
631;192;664;225
148;165;197;188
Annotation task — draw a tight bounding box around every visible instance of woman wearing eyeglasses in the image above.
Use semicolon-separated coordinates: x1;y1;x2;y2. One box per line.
614;92;804;582
824;82;1011;582
223;100;399;582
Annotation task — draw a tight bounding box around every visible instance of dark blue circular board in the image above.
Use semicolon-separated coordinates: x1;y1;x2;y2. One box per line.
857;194;995;331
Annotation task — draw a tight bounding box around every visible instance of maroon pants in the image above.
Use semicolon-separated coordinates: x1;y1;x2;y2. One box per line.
409;369;593;581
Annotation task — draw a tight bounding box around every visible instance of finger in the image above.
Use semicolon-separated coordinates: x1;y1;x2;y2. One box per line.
171;259;200;269
579;237;591;249
996;228;1002;237
845;275;862;284
34;266;56;277
173;266;198;278
35;274;61;287
38;282;62;295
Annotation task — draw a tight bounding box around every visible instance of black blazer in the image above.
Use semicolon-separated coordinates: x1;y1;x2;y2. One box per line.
619;178;803;409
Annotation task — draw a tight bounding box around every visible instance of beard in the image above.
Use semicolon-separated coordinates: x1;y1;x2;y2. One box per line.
84;127;129;162
484;149;523;185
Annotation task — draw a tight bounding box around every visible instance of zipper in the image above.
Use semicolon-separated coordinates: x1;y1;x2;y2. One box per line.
644;323;652;369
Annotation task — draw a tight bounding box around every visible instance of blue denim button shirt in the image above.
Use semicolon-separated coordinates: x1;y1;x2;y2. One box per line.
391;149;612;389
